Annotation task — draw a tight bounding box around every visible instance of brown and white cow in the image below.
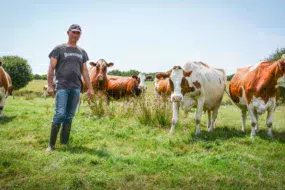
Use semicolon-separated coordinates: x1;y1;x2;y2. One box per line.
229;55;285;137
82;59;114;98
159;62;226;135
154;72;172;98
108;73;152;94
0;60;13;117
43;85;48;99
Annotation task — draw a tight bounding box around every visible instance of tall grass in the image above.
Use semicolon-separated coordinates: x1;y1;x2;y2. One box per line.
136;96;172;128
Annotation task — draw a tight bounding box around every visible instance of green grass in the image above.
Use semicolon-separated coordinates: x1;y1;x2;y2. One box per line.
1;80;285;189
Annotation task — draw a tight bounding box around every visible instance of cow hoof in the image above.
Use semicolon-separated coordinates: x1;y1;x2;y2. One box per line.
208;127;214;132
241;128;245;132
267;132;273;138
255;127;259;132
169;131;174;135
250;133;256;138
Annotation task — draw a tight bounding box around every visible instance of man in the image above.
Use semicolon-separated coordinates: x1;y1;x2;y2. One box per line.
46;24;94;152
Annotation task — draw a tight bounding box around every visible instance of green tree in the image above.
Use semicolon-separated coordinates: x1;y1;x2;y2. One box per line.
1;56;33;90
227;74;234;81
41;74;47;80
33;74;41;80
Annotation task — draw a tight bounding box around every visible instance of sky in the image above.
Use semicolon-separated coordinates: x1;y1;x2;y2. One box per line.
0;0;285;75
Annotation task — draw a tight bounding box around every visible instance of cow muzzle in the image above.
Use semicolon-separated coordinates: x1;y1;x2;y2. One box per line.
98;76;104;81
171;94;183;102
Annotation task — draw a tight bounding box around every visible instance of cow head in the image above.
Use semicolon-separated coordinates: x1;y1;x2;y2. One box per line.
277;54;285;88
160;66;192;102
89;59;114;88
137;73;153;92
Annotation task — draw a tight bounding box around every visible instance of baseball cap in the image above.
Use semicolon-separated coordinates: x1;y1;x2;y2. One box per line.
68;24;82;33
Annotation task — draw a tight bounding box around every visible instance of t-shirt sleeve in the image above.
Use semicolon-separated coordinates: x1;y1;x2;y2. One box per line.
48;46;60;59
82;50;89;63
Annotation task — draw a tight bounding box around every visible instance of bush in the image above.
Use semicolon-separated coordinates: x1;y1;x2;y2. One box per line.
1;56;33;90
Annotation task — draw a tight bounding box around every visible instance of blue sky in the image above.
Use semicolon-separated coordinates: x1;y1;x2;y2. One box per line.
0;0;285;74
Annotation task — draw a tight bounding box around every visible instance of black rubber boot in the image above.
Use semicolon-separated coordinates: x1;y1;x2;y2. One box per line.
46;124;61;152
60;123;72;145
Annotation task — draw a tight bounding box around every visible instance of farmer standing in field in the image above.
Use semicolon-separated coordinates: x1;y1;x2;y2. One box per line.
46;24;94;152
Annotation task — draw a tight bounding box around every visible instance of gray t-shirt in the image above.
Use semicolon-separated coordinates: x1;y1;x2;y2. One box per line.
49;44;89;91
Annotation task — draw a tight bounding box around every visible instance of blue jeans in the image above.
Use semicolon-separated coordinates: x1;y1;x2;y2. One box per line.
52;89;80;125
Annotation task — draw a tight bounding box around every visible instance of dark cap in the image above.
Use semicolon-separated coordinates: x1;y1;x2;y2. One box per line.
68;24;82;33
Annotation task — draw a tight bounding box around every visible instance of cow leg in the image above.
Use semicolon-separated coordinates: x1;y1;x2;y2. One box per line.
195;98;205;135
207;110;212;129
0;92;6;117
241;110;247;132
169;102;179;135
254;113;259;131
266;99;276;138
76;98;81;113
43;91;47;100
209;106;219;132
247;104;257;137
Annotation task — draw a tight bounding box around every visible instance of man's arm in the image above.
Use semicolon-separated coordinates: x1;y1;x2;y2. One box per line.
82;62;94;99
47;57;58;98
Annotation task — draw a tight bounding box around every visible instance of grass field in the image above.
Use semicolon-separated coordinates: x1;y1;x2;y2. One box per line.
1;80;285;189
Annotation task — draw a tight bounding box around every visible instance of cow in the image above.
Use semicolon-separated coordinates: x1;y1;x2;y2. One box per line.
107;75;141;100
0;60;13;117
154;72;171;99
137;73;153;92
82;59;114;98
229;55;285;137
43;85;48;99
108;73;152;93
159;62;226;135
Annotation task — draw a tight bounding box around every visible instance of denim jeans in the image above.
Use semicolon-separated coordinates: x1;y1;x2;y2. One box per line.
52;89;80;125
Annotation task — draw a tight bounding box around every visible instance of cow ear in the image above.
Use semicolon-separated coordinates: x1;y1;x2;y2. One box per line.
155;72;165;79
146;76;153;80
132;75;138;80
90;62;96;67
107;62;114;67
166;70;172;78
183;70;192;77
281;54;285;60
0;60;2;66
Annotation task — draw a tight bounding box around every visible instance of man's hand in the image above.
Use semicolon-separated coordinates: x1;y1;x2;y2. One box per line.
87;88;94;100
47;86;55;98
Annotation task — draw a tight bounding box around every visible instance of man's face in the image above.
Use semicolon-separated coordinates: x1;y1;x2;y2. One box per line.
67;30;81;43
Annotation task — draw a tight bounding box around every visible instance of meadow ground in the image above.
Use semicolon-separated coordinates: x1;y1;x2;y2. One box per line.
1;80;285;189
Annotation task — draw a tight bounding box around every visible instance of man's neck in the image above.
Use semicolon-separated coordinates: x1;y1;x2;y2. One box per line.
67;42;77;47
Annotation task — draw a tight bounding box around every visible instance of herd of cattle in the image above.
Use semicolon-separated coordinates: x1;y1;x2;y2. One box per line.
1;55;285;138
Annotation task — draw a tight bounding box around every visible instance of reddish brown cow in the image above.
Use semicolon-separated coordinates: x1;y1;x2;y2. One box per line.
107;75;141;100
0;60;13;117
229;54;285;137
82;59;114;98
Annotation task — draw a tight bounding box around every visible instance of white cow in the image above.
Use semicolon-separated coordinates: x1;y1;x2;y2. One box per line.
137;73;152;92
167;62;226;135
43;85;48;100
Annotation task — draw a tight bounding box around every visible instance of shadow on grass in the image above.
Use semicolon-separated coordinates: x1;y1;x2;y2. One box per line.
190;126;285;143
59;145;111;158
256;129;285;143
0;115;17;125
190;126;246;142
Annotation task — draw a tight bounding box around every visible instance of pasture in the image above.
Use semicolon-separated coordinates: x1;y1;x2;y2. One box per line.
1;80;285;189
